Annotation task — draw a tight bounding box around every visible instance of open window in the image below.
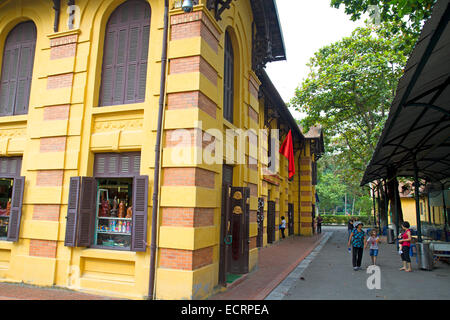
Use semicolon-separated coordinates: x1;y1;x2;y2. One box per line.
64;153;148;251
0;157;24;242
95;177;133;249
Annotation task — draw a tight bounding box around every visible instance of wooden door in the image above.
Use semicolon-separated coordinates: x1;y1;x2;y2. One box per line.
312;204;316;234
288;203;294;236
228;187;250;274
267;201;276;244
219;165;233;286
257;197;264;248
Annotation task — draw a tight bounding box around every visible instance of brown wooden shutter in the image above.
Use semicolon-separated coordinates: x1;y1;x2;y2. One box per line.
94;152;140;177
0;156;22;177
76;177;96;247
131;175;148;252
6;176;25;242
99;30;116;106
137;24;150;101
99;1;150;107
0;21;36;116
64;176;80;247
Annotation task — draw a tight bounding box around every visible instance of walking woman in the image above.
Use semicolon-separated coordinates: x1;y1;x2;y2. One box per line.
347;222;365;271
398;221;412;272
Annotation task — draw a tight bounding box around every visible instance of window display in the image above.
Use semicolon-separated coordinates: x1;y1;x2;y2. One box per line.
0;178;13;239
94;178;133;249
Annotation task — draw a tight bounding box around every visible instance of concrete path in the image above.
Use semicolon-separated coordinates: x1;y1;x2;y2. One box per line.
276;226;450;300
0;282;119;300
209;233;324;300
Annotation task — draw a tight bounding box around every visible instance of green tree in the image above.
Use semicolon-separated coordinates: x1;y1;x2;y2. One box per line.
291;24;413;179
316;154;373;216
330;0;436;38
291;23;415;221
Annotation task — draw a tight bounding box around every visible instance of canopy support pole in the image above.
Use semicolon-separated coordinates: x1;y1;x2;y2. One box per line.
414;159;423;243
442;183;448;242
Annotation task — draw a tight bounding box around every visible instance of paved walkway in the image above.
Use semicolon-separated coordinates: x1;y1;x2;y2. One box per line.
209;232;324;300
0;283;119;300
277;226;450;300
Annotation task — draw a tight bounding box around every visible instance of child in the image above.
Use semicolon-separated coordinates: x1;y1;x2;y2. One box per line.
280;216;286;239
365;229;380;266
397;229;405;255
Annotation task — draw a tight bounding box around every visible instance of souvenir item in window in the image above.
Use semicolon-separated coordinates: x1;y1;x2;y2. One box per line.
118;201;125;218
6;199;11;216
110;196;118;217
126;206;132;219
126;221;130;233
100;194;111;217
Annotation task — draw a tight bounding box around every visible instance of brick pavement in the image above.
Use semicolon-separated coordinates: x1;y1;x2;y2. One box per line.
209;233;324;300
0;282;119;300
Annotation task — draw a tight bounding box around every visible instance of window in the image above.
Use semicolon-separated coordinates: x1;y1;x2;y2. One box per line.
64;153;148;251
223;31;234;123
0;157;24;242
99;0;151;106
95;177;133;249
312;161;317;185
0;21;36;116
0;178;13;238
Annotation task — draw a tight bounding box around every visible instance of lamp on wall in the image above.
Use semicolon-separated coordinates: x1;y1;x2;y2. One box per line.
182;0;194;13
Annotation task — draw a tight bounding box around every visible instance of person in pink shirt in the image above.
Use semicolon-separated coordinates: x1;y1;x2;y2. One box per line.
398;221;412;272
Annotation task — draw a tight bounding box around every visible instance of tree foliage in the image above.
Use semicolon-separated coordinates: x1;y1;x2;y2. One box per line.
316;154;373;215
291;23;417;215
330;0;436;38
291;24;414;181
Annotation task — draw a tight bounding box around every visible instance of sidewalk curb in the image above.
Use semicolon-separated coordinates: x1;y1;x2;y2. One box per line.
252;234;325;300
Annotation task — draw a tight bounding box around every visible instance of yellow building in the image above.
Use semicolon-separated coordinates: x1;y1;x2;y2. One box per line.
0;0;324;299
387;182;448;238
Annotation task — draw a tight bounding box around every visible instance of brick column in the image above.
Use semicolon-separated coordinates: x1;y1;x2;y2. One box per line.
20;30;80;286
156;9;221;300
300;153;314;236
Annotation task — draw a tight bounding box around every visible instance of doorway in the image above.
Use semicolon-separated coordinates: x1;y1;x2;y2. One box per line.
219;166;251;285
267;201;276;243
288;203;294;236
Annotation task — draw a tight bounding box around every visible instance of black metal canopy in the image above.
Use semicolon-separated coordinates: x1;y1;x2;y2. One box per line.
259;70;304;147
361;0;450;186
203;0;286;71
249;0;286;71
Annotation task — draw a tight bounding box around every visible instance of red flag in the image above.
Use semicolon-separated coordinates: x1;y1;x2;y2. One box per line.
279;130;295;180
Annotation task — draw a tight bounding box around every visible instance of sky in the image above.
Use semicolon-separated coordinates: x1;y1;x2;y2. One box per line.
265;0;366;120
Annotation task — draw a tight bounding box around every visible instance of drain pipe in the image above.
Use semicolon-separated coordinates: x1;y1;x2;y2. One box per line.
148;0;169;300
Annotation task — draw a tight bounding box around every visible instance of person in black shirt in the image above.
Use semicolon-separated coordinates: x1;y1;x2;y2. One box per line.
316;214;323;234
347;218;354;240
